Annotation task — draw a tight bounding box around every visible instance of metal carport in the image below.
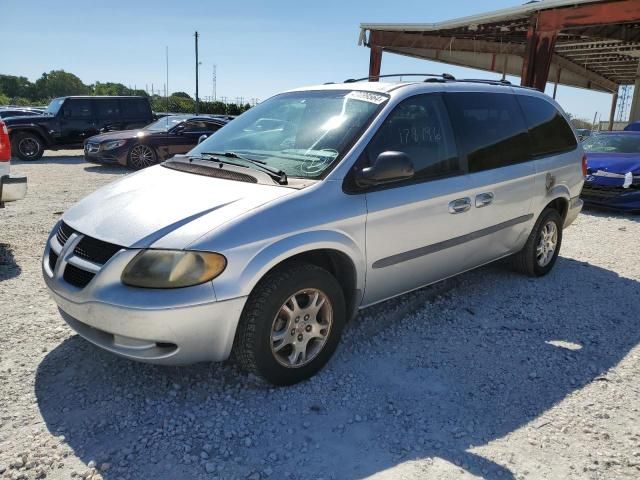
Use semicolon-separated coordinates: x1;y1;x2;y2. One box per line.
360;0;640;128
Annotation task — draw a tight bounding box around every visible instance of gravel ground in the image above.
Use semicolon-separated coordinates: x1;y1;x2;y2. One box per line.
1;151;639;480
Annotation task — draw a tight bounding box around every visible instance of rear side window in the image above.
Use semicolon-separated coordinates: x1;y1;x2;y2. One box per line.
517;95;577;156
96;99;121;119
64;99;92;118
444;92;530;172
121;98;150;117
367;94;459;181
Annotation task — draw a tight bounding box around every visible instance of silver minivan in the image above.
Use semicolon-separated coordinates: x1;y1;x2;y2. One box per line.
43;78;584;385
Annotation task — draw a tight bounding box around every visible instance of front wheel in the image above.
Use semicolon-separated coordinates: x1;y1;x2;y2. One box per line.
11;132;44;161
510;208;563;277
127;144;157;170
234;263;346;385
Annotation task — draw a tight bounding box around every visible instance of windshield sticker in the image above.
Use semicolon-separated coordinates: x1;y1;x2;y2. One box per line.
299;156;334;175
346;91;387;104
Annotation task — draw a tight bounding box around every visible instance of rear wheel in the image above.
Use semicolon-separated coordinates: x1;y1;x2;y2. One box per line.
510;208;563;277
11;132;44;161
127;144;157;170
234;263;346;385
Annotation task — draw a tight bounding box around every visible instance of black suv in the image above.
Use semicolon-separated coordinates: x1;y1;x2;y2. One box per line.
5;96;153;160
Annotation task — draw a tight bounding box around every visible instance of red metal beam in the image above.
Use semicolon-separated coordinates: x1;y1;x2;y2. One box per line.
369;46;382;81
521;21;558;91
538;0;640;31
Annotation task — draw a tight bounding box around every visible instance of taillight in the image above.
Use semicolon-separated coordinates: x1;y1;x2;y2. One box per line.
0;120;10;162
581;153;587;178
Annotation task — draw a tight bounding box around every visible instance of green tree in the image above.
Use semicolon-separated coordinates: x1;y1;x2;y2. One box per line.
0;75;34;99
33;70;91;99
171;91;192;100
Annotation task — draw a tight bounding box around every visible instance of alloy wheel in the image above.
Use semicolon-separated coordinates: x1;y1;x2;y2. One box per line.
536;220;558;267
270;289;333;368
129;145;156;169
18;137;40;158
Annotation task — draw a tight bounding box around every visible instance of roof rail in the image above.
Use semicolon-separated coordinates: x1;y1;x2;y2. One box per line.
344;73;456;83
454;78;512;86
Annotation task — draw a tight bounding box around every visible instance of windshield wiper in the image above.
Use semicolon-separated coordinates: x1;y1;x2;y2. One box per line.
197;151;288;185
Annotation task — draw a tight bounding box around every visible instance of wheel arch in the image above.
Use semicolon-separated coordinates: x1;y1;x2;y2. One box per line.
541;185;571;221
217;230;365;320
9;127;51;147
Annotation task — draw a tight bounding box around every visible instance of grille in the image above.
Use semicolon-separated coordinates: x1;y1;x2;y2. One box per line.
63;264;96;288
56;221;75;246
581;184;630;201
74;236;123;265
162;161;258;183
49;251;58;272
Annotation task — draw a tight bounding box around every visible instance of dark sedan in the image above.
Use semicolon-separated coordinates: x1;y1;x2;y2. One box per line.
0;107;44;119
83;115;230;169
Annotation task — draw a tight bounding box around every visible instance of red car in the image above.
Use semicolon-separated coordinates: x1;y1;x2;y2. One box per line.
0;120;28;207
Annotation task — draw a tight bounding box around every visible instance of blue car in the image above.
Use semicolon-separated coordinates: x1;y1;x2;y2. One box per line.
581;131;640;212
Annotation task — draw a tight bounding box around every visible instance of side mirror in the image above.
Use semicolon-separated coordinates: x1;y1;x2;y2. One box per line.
198;134;208;144
355;151;414;187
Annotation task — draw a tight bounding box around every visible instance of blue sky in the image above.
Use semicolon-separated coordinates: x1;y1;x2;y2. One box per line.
3;0;619;121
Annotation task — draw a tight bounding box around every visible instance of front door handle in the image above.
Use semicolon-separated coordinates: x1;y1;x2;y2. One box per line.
475;192;494;208
448;197;471;214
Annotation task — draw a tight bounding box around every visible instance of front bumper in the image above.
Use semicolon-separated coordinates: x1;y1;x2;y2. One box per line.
581;182;640;212
42;225;247;365
83;144;128;166
0;173;27;204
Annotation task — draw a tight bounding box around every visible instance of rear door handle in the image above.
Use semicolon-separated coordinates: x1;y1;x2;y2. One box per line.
475;192;494;208
448;197;471;214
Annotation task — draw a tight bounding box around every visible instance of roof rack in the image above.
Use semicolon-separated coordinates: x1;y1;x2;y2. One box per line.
341;73;517;87
344;73;456;83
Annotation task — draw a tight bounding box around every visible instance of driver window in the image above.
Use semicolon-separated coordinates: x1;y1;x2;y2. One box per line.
367;94;459;181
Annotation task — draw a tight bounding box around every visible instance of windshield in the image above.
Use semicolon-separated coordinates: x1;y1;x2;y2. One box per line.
188;90;388;178
583;134;640;154
144;115;190;132
45;98;65;115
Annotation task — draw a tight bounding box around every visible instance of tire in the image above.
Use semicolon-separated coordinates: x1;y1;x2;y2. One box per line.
234;262;346;385
11;131;44;161
127;144;157;170
510;208;563;277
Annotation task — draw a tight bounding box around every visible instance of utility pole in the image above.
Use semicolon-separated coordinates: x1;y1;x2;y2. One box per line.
212;64;217;102
195;31;200;115
165;46;169;114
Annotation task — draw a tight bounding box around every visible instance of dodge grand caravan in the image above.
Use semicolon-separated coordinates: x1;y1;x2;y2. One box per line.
43;76;584;385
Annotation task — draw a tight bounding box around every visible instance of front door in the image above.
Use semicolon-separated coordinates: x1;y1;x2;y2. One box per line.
361;94;479;305
58;99;97;145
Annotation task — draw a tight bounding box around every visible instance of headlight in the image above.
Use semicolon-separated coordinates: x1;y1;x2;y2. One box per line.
103;140;127;150
121;250;226;288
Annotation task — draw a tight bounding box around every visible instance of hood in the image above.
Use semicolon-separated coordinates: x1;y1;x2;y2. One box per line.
86;129;144;142
585;152;640;175
62;164;295;249
3;115;48;125
585;152;640;187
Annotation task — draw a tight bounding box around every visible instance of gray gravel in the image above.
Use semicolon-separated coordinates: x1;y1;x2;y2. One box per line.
1;151;640;480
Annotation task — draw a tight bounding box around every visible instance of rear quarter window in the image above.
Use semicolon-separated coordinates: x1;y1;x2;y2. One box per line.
121;98;151;118
444;92;531;172
517;95;577;157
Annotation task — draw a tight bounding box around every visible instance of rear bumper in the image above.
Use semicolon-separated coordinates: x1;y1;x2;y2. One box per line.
0;173;27;204
564;196;583;227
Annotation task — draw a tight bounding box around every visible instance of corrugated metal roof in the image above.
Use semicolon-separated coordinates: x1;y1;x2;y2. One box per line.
360;0;601;33
359;0;640;91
